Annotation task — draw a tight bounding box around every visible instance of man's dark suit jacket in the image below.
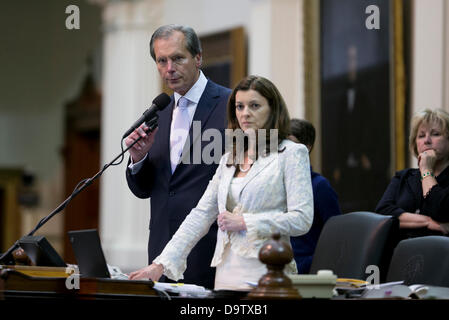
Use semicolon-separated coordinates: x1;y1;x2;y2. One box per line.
126;80;231;289
376;166;449;240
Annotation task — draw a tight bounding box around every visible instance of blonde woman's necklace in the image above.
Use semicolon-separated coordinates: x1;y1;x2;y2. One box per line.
239;164;251;172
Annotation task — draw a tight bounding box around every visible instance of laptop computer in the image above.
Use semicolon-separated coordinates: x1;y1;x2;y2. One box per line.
68;229;111;278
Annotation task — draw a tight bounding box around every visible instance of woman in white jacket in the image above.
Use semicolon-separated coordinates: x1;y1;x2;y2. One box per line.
129;75;314;291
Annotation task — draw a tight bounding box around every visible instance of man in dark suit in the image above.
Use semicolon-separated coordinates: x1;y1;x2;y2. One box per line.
125;25;231;289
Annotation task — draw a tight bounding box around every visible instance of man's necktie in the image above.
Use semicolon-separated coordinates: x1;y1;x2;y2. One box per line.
170;96;190;173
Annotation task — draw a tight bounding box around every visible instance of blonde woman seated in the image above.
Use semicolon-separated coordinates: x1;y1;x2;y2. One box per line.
129;75;313;290
376;108;449;240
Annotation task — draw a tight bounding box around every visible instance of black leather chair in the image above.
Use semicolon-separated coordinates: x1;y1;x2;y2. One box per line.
386;236;449;286
309;211;399;281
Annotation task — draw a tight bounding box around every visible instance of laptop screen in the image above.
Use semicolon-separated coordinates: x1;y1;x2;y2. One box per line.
68;229;110;278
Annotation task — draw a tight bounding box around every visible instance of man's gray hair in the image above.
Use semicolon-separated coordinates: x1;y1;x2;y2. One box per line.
149;24;202;61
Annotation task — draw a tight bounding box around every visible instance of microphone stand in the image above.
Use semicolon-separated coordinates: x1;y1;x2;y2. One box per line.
0;116;159;265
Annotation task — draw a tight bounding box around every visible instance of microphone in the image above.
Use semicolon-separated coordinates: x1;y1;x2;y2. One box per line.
122;93;171;138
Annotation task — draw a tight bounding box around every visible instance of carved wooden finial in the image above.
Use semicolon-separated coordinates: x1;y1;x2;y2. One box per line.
12;248;32;266
247;232;301;299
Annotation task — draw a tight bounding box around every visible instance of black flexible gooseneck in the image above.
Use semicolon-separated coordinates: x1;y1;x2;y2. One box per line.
0;116;159;265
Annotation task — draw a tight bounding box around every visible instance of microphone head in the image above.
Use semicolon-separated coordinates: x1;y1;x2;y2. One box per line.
152;93;171;111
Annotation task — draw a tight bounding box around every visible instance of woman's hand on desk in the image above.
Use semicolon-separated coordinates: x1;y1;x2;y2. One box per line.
399;212;430;228
128;263;164;281
399;212;448;234
427;218;448;234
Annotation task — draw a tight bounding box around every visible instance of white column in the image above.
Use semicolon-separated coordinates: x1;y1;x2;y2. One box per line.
411;0;445;114
249;0;272;79
444;0;449;111
249;0;305;119
410;0;446;167
99;0;163;273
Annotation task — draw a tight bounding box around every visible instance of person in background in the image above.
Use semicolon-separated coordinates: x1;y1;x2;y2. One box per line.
376;108;449;240
134;75;314;291
289;118;342;274
125;24;231;288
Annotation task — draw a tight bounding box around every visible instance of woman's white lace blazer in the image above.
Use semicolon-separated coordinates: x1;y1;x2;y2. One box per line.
153;139;314;281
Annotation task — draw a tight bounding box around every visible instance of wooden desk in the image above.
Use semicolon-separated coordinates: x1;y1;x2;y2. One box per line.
0;265;157;300
1;266;448;318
